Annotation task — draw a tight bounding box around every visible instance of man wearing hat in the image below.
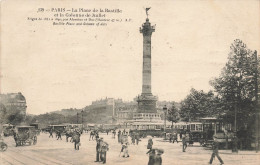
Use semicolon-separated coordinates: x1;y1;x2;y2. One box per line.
100;138;109;164
154;149;164;165
209;135;224;165
147;137;153;152
118;130;121;143
182;134;187;152
95;138;102;162
147;149;156;165
173;132;178;143
147;148;164;165
73;130;81;150
120;142;129;158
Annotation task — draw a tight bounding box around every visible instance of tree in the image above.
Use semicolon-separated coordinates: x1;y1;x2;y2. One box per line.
0;103;7;124
7;111;25;125
179;88;217;121
210;39;259;130
167;103;179;128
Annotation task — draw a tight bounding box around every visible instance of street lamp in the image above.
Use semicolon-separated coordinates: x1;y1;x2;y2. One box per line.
234;70;243;134
253;51;259;153
163;105;167;140
77;112;79;124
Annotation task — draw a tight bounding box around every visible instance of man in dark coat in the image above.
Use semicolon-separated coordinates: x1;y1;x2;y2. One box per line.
49;129;53;138
135;132;140;145
100;138;109;164
147;138;153;152
173;132;178;143
147;149;156;165
209;136;224;164
117;130;121;143
57;130;62;140
154;149;164;165
169;133;173;143
232;134;239;153
112;130;116;139
182;135;187;152
95;138;102;162
73;131;81;150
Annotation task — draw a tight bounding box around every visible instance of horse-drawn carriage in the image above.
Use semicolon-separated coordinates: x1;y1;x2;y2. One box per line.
14;126;38;146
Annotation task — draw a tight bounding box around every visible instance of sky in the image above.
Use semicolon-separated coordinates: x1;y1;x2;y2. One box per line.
1;0;259;114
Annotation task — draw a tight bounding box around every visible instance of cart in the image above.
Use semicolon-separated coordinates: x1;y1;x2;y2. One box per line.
14;126;38;146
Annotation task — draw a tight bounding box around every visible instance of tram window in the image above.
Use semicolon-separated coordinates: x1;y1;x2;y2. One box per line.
190;124;195;130
196;124;202;131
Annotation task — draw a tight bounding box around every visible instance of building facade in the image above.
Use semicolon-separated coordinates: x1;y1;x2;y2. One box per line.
0;92;27;116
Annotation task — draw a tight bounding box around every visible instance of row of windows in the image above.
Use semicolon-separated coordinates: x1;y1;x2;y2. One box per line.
133;114;161;118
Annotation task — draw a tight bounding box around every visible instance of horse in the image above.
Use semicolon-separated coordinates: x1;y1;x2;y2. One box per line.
65;130;74;142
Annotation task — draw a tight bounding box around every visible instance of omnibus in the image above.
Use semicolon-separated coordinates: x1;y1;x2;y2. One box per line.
48;125;67;134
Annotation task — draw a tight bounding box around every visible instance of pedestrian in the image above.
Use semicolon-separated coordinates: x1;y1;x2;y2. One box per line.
122;142;130;158
73;131;81;150
100;138;109;164
182;134;187;152
131;133;135;145
135;132;140;145
147;149;156;165
95;138;102;162
118;130;121;143
89;131;95;141
112;130;116;139
209;136;224;165
106;130;109;135
57;130;62;140
96;132;100;141
169;133;173;143
49;129;53;138
154;149;164;165
232;134;238;153
173;132;178;143
147;137;153;152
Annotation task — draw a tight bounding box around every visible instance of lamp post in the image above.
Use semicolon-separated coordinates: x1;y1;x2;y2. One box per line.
77;112;79;124
234;70;243;134
81;110;84;124
163;105;167;140
254;51;259;153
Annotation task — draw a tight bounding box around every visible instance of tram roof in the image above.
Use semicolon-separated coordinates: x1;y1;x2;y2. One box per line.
16;126;35;128
200;117;217;120
131;122;164;125
49;125;66;127
3;124;14;126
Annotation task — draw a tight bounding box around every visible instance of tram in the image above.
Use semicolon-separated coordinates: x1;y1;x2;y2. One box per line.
123;117;232;145
48;124;67;133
